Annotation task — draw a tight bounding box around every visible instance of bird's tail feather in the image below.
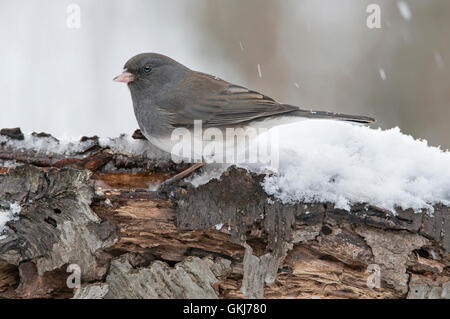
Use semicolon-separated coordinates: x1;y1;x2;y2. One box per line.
284;105;375;124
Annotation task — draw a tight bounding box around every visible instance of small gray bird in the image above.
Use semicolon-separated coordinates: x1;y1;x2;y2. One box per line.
114;53;375;182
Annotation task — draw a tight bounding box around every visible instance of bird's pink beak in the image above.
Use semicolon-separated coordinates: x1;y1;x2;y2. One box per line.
113;70;135;84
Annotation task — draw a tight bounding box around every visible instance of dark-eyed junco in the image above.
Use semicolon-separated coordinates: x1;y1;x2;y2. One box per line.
114;53;375;181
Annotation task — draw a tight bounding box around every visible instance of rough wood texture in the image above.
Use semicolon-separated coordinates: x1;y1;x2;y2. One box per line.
0;128;448;299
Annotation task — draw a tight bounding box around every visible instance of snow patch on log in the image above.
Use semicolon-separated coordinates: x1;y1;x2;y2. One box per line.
0;202;21;239
98;134;169;160
0;133;95;156
261;121;450;213
187;121;450;214
0;131;169;160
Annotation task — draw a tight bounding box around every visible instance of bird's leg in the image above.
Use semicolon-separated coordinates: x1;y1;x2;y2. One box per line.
161;162;205;186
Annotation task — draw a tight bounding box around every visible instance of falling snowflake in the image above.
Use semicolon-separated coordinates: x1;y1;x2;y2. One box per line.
257;64;262;78
397;1;412;21
239;41;244;51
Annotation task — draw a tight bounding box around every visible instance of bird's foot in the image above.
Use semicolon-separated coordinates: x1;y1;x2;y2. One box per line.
157;162;205;198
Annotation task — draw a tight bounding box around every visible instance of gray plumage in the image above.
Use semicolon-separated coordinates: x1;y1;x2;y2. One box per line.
117;53;375;154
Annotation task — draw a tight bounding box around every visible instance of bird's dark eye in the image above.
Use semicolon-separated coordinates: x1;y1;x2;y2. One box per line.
143;66;152;73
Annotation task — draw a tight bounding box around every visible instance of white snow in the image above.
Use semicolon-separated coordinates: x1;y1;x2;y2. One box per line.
104;198;113;207
257;64;262;78
397;1;412;21
0;202;21;239
0;160;20;168
0;132;169;160
190;120;450;214
259;121;450;213
98;135;169;159
189;165;231;187
0;133;88;155
379;68;386;80
3;121;450;214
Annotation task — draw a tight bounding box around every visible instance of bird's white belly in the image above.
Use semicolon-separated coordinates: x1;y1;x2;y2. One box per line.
144;127;272;165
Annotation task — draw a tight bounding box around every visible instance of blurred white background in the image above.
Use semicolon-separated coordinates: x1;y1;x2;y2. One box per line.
0;0;449;148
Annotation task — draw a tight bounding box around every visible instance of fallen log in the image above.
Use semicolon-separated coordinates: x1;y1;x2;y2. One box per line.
0;128;448;299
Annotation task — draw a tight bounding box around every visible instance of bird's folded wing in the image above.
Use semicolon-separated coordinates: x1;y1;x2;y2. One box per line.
163;71;297;128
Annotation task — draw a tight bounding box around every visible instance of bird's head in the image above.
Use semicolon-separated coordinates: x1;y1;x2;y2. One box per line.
114;53;189;97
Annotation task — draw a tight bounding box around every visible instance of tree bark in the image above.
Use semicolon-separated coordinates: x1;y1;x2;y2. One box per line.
0;128;448;299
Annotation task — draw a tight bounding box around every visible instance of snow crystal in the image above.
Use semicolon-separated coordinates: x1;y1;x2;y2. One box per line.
379;68;386;80
0;202;21;239
397;1;412;21
239;41;244;51
294;82;300;89
257;64;262;78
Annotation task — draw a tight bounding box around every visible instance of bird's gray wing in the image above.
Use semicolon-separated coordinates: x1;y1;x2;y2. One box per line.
163;71;297;128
